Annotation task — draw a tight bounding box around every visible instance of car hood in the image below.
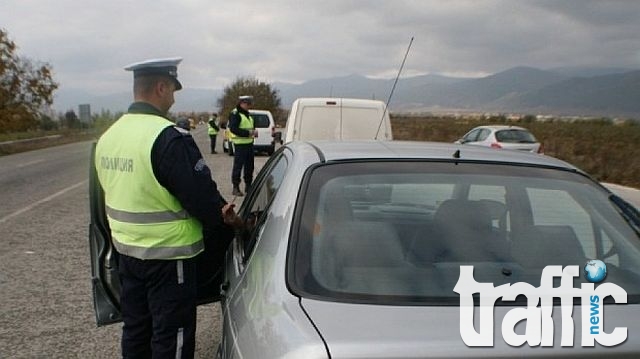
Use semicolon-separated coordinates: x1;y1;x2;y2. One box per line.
300;298;640;358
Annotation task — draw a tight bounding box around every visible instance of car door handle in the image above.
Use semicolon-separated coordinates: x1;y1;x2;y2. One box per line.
220;281;230;297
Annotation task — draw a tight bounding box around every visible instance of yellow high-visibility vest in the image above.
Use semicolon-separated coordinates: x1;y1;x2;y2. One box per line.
208;120;218;135
95;113;203;260
231;109;254;145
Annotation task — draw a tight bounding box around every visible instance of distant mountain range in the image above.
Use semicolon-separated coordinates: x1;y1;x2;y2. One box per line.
53;66;640;118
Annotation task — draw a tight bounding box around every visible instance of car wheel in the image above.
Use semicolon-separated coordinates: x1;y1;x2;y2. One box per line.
267;144;275;156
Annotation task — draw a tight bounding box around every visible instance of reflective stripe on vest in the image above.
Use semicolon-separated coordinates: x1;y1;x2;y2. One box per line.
106;205;190;224
231;110;254;145
95;113;203;260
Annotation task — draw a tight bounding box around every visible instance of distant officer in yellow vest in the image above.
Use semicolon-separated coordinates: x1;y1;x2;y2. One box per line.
207;113;219;153
95;57;237;359
228;95;257;196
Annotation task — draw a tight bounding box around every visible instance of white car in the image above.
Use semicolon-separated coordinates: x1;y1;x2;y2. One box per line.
456;125;543;153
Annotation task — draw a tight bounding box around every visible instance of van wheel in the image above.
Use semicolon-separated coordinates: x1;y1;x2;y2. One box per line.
267;145;275;156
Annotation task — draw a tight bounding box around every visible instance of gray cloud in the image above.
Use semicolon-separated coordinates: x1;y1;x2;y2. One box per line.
1;0;639;96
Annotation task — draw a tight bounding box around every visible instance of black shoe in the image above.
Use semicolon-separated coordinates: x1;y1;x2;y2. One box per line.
232;187;244;196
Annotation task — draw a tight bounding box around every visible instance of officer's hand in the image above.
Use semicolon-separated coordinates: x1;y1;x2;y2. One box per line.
222;204;242;228
222;203;236;222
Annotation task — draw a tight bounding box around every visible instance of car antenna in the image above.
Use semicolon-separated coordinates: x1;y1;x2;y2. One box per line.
375;36;414;140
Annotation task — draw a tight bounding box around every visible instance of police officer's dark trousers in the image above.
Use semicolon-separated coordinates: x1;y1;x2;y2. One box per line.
119;254;197;359
231;143;254;190
209;135;217;153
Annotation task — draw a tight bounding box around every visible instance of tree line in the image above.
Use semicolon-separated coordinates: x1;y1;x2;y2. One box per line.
0;28;57;134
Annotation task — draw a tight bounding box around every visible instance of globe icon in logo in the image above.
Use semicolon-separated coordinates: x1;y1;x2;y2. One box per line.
584;259;607;283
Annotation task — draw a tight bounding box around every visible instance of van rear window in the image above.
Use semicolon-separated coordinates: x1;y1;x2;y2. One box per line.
252;114;271;128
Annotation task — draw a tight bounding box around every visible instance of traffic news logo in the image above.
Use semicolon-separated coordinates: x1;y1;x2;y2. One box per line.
453;263;628;347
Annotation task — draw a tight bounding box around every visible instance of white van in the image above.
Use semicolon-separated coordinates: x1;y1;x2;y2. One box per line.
284;98;393;142
223;109;277;156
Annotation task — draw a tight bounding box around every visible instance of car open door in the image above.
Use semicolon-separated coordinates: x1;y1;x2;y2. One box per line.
89;143;229;326
88;142;122;326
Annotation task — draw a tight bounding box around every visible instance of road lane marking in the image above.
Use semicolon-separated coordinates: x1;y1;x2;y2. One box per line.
0;180;87;224
16;159;44;168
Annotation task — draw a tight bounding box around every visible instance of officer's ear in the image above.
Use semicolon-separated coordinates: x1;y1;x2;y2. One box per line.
156;79;174;96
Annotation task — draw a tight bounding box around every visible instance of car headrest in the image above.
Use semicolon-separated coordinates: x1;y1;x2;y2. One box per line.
434;199;493;232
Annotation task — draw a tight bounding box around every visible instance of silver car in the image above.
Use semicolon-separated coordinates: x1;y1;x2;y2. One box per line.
456;125;543;153
217;140;640;358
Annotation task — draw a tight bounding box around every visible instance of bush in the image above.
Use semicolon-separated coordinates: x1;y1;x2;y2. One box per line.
39;115;58;131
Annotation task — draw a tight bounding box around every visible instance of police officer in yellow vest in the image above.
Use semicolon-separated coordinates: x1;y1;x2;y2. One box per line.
95;57;237;358
207;114;219;154
228;95;257;196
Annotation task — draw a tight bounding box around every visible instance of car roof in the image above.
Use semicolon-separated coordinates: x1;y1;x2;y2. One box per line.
249;109;272;115
475;125;530;131
287;140;580;171
292;97;386;106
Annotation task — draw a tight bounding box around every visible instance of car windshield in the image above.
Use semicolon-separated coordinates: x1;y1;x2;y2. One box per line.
252;114;271;128
290;161;640;305
495;129;537;143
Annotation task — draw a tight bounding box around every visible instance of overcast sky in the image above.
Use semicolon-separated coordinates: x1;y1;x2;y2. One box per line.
2;0;640;96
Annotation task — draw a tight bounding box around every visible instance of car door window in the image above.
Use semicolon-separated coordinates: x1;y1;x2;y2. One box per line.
477;129;491;141
239;152;289;261
463;129;480;142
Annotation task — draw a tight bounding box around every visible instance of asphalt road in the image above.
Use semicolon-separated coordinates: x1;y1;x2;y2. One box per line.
1;126;639;358
0;125;271;358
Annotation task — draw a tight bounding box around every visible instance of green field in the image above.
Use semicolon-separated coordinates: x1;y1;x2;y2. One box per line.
391;115;640;188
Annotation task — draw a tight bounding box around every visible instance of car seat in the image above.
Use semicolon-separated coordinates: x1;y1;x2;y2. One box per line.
417;199;509;263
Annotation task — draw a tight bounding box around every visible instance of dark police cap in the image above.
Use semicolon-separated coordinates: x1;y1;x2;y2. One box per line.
124;57;183;90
